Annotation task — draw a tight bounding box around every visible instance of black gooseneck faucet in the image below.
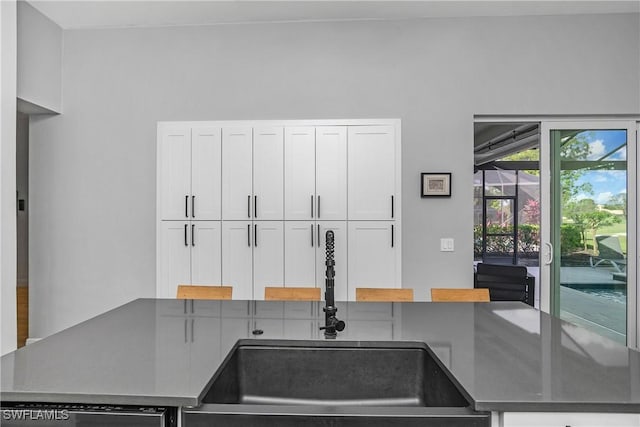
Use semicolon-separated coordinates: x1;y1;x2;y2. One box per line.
320;230;345;339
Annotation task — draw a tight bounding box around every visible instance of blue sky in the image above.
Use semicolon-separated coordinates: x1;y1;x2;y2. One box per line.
573;130;627;205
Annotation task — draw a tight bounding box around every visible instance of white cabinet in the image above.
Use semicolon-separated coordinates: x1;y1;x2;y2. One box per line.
284;221;347;301
253;221;285;300
284;127;316;220
502;412;640;427
284;126;347;220
348;221;398;301
222;127;253;220
158;221;222;298
159;119;401;301
159;125;221;220
222;221;284;301
159;222;191;298
221;221;253;300
316;127;347;220
254;127;284;220
284;221;317;287
222;127;284;220
348;125;396;220
191;127;223;220
190;221;222;285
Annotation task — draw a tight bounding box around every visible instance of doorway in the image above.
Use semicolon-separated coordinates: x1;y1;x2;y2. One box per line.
541;120;637;346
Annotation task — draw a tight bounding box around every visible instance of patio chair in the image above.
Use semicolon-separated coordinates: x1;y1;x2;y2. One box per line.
590;235;626;273
474;263;535;307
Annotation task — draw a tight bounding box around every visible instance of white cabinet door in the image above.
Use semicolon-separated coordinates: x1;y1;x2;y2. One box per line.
192;127;222;220
222;127;253;220
347;221;397;301
191;221;222;286
159;126;191;220
284;127;315;220
316;126;347;220
159;222;191;298
284;221;317;287
253;221;284;300
348;126;396;220
222;221;253;300
253;127;284;220
316;222;348;302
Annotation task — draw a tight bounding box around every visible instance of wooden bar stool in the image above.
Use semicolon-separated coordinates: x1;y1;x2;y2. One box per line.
176;285;233;300
355;288;414;302
431;288;490;302
264;287;321;301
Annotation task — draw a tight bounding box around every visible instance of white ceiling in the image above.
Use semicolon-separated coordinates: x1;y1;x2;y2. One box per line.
29;0;640;30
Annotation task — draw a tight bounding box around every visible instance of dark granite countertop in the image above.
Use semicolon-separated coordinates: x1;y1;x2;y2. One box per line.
2;298;639;412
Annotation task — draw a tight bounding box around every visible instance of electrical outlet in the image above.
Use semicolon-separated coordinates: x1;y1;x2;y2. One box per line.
440;238;454;252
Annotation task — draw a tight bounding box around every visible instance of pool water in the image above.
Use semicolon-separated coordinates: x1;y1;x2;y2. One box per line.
579;288;626;305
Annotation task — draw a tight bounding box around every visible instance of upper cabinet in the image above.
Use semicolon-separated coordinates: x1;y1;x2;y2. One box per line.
284;126;347;220
222;127;284;220
158;125;222;220
222;128;253;220
348;125;396;220
158;119;401;300
253;127;284;220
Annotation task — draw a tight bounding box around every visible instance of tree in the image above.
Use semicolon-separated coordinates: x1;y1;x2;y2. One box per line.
564;198;597;250
522;199;540;224
606;192;627;215
559;132;594;204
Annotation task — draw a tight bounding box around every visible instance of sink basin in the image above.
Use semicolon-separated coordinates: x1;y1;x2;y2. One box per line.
184;340;489;427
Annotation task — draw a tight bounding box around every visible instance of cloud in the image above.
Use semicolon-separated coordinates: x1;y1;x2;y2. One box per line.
608;148;627;160
595;191;613;205
587;140;606;160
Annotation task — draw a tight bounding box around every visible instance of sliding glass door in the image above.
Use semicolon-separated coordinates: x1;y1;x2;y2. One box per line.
540;121;636;346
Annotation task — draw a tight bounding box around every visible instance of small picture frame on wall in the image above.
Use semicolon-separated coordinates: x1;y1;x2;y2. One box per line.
421;173;451;197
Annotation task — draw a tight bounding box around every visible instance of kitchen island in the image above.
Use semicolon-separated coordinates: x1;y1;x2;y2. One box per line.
2;298;640;426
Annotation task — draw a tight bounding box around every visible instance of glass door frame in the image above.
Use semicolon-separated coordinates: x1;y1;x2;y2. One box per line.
540;119;637;348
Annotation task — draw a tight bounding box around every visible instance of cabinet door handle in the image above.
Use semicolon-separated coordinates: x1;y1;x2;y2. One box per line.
311;224;314;247
184;224;188;246
184;319;188;343
192;196;195;218
247;224;251;247
185;195;189;218
317;195;321;218
311;195;314;218
191;318;195;342
254;224;258;247
317;224;320;248
254;195;257;218
391;195;394;219
247;195;251;218
191;224;195;246
391;224;394;248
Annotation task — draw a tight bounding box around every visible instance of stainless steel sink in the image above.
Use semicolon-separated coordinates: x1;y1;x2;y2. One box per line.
183;340;490;427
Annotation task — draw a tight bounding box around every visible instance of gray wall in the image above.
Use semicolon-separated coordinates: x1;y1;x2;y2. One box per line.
17;113;28;287
2;0;17;354
29;13;640;337
17;1;62;113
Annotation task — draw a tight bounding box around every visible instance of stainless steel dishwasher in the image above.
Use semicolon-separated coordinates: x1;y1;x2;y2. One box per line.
1;403;177;426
